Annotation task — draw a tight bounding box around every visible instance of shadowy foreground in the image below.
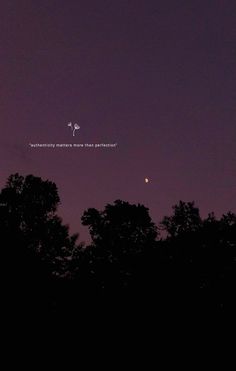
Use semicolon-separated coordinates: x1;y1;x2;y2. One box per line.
1;174;236;335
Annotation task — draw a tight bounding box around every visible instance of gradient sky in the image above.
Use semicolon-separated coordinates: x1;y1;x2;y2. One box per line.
1;0;235;242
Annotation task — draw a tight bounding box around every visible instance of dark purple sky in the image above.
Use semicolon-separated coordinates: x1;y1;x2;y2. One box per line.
1;0;235;242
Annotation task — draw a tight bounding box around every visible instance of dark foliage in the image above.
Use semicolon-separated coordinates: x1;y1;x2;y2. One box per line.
1;174;236;331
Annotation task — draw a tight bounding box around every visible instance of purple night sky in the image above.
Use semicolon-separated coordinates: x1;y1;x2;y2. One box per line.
1;1;235;242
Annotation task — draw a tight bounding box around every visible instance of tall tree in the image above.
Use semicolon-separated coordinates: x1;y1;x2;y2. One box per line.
160;201;202;238
0;173;79;277
80;200;158;291
82;199;158;254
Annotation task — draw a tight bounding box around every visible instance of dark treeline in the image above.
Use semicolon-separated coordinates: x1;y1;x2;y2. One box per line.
1;173;236;328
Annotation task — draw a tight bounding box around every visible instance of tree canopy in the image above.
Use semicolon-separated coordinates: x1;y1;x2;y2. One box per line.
0;173;79;277
159;200;202;238
82;199;158;252
1;173;236;322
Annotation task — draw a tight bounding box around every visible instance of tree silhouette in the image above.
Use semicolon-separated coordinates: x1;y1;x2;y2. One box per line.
0;173;81;323
157;201;236;311
0;173;79;276
2;172;236;322
79;200;158;293
159;200;202;238
82;199;158;251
